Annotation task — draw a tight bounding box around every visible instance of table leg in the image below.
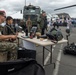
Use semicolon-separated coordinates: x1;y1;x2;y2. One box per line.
42;46;55;68
50;45;52;64
50;45;55;68
43;46;45;66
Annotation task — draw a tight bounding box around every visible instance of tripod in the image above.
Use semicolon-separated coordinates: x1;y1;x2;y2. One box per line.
66;33;70;45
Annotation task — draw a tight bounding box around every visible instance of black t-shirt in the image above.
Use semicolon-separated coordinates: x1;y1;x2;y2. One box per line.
2;24;15;35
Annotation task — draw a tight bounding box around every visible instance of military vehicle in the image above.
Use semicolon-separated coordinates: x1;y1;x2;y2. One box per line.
23;4;41;26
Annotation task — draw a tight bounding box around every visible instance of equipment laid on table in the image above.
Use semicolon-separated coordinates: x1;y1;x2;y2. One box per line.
36;28;63;42
18;47;36;59
63;29;76;55
0;58;45;75
30;26;37;39
39;35;47;39
46;28;63;41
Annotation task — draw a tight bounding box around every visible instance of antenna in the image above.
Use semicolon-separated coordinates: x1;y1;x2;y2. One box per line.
54;4;76;11
25;0;26;6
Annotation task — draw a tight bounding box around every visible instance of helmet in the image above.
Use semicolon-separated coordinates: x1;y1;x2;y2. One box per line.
66;29;70;34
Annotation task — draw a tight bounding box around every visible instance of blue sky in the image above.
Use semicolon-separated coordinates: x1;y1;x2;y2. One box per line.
0;0;76;17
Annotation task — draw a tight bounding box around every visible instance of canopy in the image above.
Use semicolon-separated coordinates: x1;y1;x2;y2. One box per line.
10;12;23;19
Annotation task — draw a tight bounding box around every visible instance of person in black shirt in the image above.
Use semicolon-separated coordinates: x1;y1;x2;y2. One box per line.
2;16;15;35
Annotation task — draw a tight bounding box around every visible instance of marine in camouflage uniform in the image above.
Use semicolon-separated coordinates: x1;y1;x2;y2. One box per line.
40;13;47;35
26;17;32;33
0;41;17;61
0;11;18;62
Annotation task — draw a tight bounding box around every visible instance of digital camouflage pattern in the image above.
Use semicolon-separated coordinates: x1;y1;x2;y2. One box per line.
0;25;4;34
0;42;17;61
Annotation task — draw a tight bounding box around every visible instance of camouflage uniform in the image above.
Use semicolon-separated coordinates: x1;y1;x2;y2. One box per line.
39;14;47;35
26;20;32;33
40;16;45;30
0;33;18;61
0;25;4;34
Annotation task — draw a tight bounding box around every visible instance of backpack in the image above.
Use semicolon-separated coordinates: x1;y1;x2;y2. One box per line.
0;58;45;75
63;43;76;55
46;28;63;41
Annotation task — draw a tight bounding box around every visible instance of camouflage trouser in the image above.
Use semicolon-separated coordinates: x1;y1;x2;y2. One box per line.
0;42;18;61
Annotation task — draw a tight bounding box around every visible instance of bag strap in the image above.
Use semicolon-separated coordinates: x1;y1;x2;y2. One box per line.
50;28;57;32
6;25;16;35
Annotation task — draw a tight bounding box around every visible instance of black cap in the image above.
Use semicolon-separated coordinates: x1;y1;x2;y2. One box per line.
6;16;13;21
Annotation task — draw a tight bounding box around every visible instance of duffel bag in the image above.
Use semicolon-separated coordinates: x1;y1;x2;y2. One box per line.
0;58;45;75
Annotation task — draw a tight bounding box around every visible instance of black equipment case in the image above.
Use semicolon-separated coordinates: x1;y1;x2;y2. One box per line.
63;43;76;55
18;47;36;59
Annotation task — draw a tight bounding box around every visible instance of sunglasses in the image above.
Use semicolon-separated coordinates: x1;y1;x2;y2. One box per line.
3;15;6;18
1;15;6;18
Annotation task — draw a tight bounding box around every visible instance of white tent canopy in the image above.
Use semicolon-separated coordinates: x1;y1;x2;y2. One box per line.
10;11;23;19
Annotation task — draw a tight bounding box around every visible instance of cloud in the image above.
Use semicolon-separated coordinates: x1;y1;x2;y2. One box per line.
0;0;76;17
0;0;25;15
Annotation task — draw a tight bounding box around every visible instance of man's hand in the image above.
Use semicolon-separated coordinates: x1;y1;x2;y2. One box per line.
10;35;17;40
16;32;18;35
